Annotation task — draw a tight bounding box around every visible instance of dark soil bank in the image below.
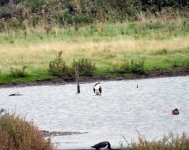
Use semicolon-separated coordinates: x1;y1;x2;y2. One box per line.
0;70;189;88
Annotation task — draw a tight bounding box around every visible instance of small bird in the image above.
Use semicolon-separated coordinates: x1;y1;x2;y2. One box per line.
93;82;102;95
172;108;179;115
91;141;111;150
9;92;22;96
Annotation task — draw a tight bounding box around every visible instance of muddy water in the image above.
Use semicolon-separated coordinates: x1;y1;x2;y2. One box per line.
0;76;189;149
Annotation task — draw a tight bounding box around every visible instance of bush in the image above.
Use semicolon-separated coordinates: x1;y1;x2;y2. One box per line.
72;58;96;76
10;66;27;78
130;60;145;74
49;52;96;77
0;113;53;150
172;61;189;71
116;57;145;74
48;51;71;77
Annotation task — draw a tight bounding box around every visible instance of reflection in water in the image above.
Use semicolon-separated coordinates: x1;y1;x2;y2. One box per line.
0;76;189;149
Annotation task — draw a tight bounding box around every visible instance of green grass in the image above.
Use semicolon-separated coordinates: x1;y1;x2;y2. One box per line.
0;17;189;85
0;71;51;85
0;17;188;44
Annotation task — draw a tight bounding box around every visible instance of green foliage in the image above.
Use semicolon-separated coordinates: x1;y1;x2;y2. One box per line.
130;60;145;74
10;66;27;78
0;0;189;30
172;61;189;71
49;51;96;77
153;49;168;55
0;113;53;150
48;51;71;77
116;57;145;74
72;58;96;76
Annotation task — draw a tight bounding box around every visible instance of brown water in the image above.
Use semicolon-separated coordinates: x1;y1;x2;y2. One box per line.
0;76;189;149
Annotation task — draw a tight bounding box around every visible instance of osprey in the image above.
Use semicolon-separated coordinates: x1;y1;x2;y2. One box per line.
91;141;111;150
93;82;102;95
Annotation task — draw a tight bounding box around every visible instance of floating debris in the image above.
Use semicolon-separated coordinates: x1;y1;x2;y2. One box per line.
9;92;22;96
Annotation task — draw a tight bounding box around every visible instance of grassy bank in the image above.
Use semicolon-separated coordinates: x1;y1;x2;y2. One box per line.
0;17;189;85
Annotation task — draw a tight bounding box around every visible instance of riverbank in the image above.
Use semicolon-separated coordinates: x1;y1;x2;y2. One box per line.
0;69;189;88
0;18;188;86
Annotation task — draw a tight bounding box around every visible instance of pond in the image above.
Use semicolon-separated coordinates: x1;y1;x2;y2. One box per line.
0;76;189;149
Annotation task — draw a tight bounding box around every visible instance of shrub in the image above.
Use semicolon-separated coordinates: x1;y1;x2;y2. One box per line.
130;60;145;74
172;61;189;71
10;66;27;78
72;58;96;76
116;58;145;74
0;113;53;150
49;52;96;77
48;51;71;77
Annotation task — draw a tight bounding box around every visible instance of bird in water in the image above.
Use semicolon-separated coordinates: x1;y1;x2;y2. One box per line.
9;92;22;96
91;141;111;150
172;108;179;115
93;82;102;95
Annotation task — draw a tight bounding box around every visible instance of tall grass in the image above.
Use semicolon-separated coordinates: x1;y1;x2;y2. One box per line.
121;133;189;150
0;112;53;150
0;16;188;84
0;38;188;73
0;16;188;44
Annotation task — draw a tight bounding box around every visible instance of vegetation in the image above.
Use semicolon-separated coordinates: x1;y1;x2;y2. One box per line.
48;51;96;78
0;0;189;30
10;65;27;77
0;1;188;85
72;58;96;76
0;1;188;148
0;112;53;150
48;51;70;77
121;133;189;150
115;56;145;74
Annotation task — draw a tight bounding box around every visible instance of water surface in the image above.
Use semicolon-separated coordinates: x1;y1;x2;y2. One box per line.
0;76;189;149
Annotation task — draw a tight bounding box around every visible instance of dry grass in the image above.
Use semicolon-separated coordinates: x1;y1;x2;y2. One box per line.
121;133;189;150
0;37;189;73
0;112;53;150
